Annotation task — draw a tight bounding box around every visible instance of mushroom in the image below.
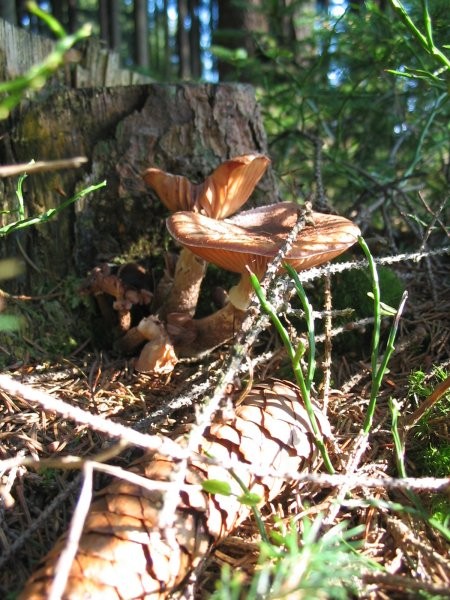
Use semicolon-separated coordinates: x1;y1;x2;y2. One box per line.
166;202;361;357
133;316;178;374
84;263;153;334
143;154;270;317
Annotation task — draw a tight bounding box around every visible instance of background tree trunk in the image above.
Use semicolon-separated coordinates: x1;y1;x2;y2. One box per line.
134;0;150;69
188;0;201;78
216;0;269;80
177;0;191;78
0;0;17;25
99;0;121;51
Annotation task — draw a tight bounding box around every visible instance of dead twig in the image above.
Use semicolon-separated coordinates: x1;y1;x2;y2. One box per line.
404;374;450;429
363;571;450;597
0;477;81;570
0;374;186;459
48;463;94;600
0;157;88;178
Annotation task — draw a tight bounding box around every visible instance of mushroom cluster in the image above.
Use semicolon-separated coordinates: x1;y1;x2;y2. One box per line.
166;202;361;356
143;154;270;317
86;154;361;372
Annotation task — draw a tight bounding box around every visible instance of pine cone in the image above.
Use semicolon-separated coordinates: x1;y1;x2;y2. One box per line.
20;379;330;599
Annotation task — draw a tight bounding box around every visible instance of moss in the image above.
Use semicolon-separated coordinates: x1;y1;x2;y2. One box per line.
407;367;450;478
429;496;450;529
333;266;405;318
420;443;450;478
0;275;94;368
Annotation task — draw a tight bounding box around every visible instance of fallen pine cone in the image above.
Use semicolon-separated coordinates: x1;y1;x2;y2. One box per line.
20;379;331;599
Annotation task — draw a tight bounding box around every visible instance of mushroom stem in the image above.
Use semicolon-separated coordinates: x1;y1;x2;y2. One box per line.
228;272;260;311
167;272;260;358
159;248;206;318
171;302;246;358
134;316;178;374
115;325;148;354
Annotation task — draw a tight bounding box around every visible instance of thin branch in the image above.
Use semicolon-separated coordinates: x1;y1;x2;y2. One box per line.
296;245;450;283
0;157;88;177
48;463;94;600
404;373;450;429
363;571;450;598
157;208;307;528
321;273;332;413
0;375;187;459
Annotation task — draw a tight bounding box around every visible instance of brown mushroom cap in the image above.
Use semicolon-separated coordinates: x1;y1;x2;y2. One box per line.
166;202;361;276
143;154;270;219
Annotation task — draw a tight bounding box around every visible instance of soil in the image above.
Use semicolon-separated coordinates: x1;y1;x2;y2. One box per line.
0;247;449;599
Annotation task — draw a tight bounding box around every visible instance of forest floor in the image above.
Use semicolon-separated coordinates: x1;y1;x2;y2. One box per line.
0;251;449;599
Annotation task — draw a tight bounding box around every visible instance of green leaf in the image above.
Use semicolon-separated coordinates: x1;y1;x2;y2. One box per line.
366;293;397;316
236;492;262;506
201;479;232;496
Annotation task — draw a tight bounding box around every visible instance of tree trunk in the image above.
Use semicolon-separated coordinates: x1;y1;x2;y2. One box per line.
0;0;17;25
134;0;150;69
216;0;269;81
162;0;170;77
99;0;121;51
109;0;121;52
177;0;190;78
188;0;201;78
1;83;276;292
67;0;78;33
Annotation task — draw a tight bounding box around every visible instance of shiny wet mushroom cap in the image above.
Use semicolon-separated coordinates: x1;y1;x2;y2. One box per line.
166;201;361;279
165;202;360;357
143;153;270;219
143;153;271;317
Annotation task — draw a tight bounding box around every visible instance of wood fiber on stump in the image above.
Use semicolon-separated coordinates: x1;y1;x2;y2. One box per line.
0;84;277;291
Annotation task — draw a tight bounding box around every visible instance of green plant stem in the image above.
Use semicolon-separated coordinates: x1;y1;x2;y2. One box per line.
388;397;450;543
0;180;106;237
26;1;67;38
0;9;92;119
249;271;334;475
389;0;450;71
389;398;408;478
359;238;381;375
365;290;408;433
285;264;316;388
359;238;408;434
229;469;271;545
15;170;27;221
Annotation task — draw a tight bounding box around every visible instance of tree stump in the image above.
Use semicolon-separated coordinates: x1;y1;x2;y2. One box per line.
0;83;277;291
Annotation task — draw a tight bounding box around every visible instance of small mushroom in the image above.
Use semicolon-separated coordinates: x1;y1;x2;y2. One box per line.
166;202;361;357
143;154;270;317
134;316;178;374
83;263;153;334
